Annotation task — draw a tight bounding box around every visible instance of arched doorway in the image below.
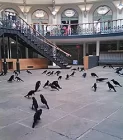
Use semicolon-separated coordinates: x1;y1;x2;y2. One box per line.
93;6;113;33
61;9;79;35
32;9;49;35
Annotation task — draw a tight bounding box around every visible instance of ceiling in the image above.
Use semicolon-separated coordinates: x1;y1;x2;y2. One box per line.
0;0;116;5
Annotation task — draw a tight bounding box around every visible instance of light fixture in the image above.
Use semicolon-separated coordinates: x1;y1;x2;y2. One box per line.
117;0;123;10
52;10;57;15
64;9;75;17
97;6;109;15
11;41;15;44
35;10;45;18
84;0;87;18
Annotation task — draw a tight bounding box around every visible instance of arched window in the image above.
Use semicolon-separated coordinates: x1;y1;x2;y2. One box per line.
93;6;113;32
32;10;49;34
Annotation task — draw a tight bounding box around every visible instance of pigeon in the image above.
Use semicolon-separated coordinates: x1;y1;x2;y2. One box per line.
42;70;47;74
15;76;24;82
35;81;41;92
8;75;14;82
58;76;62;80
70;71;75;76
65;74;69;80
49;83;59;91
32;97;38;112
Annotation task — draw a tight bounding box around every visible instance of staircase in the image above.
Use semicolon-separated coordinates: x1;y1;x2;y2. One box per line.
0;12;71;69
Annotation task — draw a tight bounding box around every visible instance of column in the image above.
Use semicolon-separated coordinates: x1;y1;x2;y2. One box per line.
0;39;2;72
25;48;28;58
96;40;100;56
3;34;7;74
16;35;20;72
83;42;86;57
117;40;120;50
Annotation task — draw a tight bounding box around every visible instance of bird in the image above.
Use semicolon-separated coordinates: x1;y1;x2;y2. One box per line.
92;83;97;92
71;68;77;71
111;79;122;87
42;70;47;74
80;67;84;72
13;70;18;76
82;73;87;78
27;70;32;74
35;81;41;92
70;71;75;76
107;82;116;92
96;78;108;82
54;71;61;75
8;75;15;82
43;80;50;88
65;74;69;80
46;71;51;75
49;83;59;91
40;94;49;109
103;65;106;68
58;76;62;80
0;71;5;76
109;64;114;69
52;81;62;89
77;67;79;71
48;71;54;76
91;73;98;78
15;76;24;82
24;90;35;98
32;109;42;128
32;97;38;112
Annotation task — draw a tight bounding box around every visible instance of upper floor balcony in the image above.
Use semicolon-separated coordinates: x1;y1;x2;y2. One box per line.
40;19;123;39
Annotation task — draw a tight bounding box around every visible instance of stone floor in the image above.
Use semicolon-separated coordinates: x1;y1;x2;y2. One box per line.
0;66;123;140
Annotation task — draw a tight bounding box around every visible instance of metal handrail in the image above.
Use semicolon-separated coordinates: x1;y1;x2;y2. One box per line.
4;11;71;57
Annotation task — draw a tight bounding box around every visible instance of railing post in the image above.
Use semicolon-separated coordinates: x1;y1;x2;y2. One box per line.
16;35;20;73
2;34;7;74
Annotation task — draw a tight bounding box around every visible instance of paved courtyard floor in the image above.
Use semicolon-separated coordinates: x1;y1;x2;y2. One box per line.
0;66;123;140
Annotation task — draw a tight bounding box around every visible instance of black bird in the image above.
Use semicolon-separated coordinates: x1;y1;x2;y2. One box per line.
103;65;106;68
15;76;24;82
77;67;79;71
46;71;51;75
13;70;18;76
80;67;84;72
107;82;116;92
43;80;50;88
52;81;62;89
115;67;122;74
8;75;14;82
35;81;41;92
70;71;75;76
92;83;97;92
42;70;47;74
27;70;32;74
32;109;42;128
24;90;35;98
32;97;38;112
58;76;62;80
40;94;49;109
65;74;69;80
54;71;61;75
49;83;59;91
82;73;87;78
109;64;114;69
0;71;5;76
91;73;98;78
96;78;108;82
111;79;122;87
71;68;77;71
48;71;54;76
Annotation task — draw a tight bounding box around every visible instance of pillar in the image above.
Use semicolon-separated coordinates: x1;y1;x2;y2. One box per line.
96;40;100;56
83;43;86;57
117;40;120;50
25;47;28;58
16;35;20;72
0;39;2;72
3;34;7;74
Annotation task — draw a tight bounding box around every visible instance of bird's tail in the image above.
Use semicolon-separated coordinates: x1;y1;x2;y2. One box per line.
32;122;35;128
46;104;49;109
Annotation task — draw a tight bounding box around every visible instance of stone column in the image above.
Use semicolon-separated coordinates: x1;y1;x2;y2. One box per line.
53;46;57;66
83;42;86;57
96;40;100;56
25;48;28;58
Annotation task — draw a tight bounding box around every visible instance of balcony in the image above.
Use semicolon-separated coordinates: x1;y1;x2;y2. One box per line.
39;19;123;40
